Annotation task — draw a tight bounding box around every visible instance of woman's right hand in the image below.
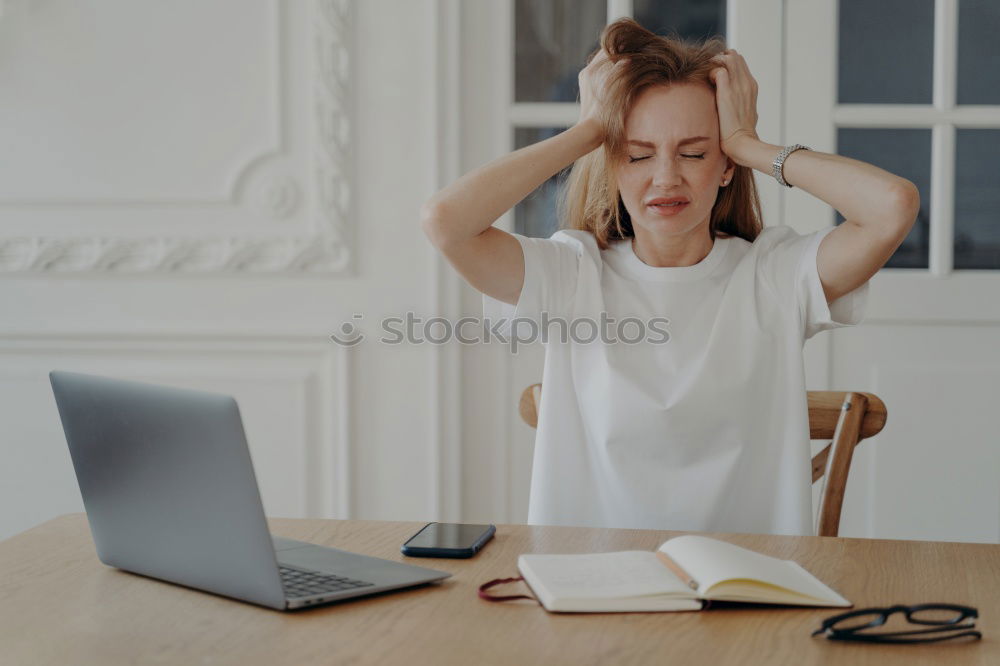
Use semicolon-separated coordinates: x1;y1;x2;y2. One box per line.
578;48;627;131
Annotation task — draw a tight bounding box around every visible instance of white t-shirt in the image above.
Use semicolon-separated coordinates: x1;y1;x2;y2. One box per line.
482;225;869;536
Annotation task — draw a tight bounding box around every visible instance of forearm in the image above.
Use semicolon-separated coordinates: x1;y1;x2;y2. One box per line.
731;139;920;234
421;119;603;244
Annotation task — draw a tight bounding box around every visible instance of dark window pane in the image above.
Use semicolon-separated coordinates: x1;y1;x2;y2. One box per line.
514;127;570;238
957;0;1000;105
838;0;934;104
836;129;931;268
954;130;1000;269
514;0;606;103
632;0;726;41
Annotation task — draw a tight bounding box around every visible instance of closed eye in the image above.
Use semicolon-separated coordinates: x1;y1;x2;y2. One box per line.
628;153;706;163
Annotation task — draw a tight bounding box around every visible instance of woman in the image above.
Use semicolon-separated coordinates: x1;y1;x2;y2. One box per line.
421;19;917;535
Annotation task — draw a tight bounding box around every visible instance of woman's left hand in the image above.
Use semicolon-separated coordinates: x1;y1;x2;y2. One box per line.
709;49;760;165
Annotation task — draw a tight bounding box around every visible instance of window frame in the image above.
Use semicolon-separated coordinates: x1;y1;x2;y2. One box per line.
832;0;1000;275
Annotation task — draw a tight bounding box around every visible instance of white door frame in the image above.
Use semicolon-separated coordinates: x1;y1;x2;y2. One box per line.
786;0;1000;542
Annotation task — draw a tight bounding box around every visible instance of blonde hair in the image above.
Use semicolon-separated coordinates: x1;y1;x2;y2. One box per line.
558;18;763;249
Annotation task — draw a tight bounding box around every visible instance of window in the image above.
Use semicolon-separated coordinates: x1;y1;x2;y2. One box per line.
834;0;1000;271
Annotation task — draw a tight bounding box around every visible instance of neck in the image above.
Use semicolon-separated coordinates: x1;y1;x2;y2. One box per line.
631;228;715;268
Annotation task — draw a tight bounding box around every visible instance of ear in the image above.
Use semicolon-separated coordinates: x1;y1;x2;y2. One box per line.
722;157;736;186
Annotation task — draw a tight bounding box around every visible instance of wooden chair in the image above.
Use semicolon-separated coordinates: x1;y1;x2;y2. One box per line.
518;384;887;537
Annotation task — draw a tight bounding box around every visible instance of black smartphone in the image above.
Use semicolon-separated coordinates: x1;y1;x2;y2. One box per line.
400;522;496;558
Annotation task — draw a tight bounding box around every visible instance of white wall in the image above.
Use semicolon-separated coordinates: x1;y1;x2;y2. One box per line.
0;0;455;540
6;0;995;546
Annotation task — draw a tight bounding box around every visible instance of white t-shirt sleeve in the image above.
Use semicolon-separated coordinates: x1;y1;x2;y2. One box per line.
482;231;581;337
759;225;870;341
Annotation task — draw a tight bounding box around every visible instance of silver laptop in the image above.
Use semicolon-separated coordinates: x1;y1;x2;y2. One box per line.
49;370;451;611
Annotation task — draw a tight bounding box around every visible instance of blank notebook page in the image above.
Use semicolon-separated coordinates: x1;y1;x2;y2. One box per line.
658;535;840;601
518;551;693;599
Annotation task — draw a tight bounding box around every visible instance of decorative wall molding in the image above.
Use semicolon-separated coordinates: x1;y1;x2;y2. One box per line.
0;0;353;274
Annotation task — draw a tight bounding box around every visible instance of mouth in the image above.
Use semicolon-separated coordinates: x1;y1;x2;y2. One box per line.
646;197;690;216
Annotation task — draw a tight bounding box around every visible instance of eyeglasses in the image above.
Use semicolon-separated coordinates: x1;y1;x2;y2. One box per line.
812;603;982;644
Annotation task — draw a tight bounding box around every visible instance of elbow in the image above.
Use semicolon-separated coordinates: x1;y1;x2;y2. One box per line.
420;199;452;249
888;179;920;234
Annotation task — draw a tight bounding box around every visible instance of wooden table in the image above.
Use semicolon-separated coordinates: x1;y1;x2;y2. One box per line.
1;514;997;665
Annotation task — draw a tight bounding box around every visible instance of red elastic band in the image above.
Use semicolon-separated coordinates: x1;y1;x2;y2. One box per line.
477;576;538;604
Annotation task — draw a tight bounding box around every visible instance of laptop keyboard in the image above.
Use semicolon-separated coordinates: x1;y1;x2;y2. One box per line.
279;565;376;599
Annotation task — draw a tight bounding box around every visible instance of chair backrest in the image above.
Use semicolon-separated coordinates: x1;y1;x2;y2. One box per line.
517;383;887;538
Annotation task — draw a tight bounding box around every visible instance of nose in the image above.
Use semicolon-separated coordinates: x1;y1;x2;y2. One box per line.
651;155;683;190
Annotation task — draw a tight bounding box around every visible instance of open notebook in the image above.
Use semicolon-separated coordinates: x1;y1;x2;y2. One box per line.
517;535;852;613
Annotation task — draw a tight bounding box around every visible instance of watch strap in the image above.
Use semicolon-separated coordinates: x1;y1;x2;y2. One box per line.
772;144;811;187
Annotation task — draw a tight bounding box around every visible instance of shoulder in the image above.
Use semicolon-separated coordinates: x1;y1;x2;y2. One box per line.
738;225;830;267
748;225;807;251
548;229;603;262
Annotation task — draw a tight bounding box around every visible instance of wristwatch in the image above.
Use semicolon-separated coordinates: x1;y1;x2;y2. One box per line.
772;144;811;188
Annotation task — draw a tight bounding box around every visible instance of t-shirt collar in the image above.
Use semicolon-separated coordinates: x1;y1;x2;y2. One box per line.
608;234;730;282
